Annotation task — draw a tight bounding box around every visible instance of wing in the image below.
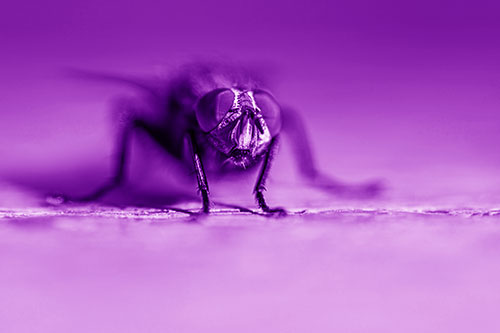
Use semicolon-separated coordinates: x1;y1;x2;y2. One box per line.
63;68;165;100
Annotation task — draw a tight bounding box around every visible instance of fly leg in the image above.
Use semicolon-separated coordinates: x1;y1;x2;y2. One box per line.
46;119;133;205
254;136;286;216
52;110;168;203
63;117;158;202
187;132;211;213
78;122;132;201
281;106;382;198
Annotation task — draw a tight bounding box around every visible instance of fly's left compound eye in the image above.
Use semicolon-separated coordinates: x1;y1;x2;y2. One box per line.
195;89;235;132
254;91;282;136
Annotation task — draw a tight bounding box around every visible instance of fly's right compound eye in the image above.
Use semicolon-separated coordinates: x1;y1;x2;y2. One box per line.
195;89;235;132
253;90;282;136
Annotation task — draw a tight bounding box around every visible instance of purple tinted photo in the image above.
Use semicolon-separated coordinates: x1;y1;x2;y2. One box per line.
1;0;500;332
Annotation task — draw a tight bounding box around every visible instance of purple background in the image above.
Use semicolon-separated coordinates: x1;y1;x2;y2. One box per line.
1;0;500;198
2;1;500;332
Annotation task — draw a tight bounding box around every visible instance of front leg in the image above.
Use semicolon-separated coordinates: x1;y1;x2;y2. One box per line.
188;132;211;213
254;136;286;216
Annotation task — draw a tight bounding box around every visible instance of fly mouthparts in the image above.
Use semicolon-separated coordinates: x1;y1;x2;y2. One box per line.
230;149;251;159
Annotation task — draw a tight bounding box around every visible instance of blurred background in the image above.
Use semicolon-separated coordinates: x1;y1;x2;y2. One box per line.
1;0;500;203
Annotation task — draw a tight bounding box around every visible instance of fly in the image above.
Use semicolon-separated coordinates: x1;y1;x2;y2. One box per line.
55;63;381;216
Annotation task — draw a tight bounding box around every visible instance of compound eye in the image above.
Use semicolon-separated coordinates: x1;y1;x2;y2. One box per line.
254;91;282;136
195;89;235;132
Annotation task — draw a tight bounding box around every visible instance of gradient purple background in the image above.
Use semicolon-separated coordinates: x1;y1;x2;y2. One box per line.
2;0;500;194
2;1;500;332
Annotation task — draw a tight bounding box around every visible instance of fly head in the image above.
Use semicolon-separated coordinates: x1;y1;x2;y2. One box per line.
195;88;282;168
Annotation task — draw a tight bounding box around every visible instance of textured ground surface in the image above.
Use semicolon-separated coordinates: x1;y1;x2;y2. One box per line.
2;186;500;333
